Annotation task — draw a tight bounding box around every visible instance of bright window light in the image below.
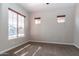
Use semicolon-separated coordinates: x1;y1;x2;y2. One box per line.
57;15;65;23
8;8;25;40
35;20;41;24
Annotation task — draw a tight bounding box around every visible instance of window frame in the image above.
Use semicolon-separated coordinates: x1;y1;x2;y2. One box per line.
57;15;66;23
34;17;41;24
8;8;25;40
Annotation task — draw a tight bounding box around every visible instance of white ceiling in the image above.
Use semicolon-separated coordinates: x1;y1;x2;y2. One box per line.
20;3;75;12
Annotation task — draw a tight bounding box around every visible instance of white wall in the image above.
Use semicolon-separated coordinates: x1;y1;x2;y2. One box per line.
0;3;30;53
0;4;1;41
30;7;75;45
74;4;79;48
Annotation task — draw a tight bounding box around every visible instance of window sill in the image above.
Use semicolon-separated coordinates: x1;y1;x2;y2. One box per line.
8;35;17;40
8;34;25;40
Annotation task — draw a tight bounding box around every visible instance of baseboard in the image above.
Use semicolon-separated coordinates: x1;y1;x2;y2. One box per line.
0;40;30;54
30;40;73;46
74;43;79;48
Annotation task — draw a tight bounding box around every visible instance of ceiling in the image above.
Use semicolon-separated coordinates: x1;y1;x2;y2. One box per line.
20;3;75;13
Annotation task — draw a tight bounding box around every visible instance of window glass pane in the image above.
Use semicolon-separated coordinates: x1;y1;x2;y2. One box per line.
18;15;24;37
8;10;17;39
57;16;65;23
35;20;41;24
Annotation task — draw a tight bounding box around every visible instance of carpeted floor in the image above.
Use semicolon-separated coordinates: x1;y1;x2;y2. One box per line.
4;42;79;56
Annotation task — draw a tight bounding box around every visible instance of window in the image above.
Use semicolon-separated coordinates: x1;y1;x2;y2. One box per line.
34;17;41;24
8;8;25;39
18;15;24;37
57;15;66;23
35;20;41;24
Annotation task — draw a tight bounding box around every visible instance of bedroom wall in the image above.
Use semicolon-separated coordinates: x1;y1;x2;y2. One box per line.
30;6;75;45
0;4;1;41
74;4;79;48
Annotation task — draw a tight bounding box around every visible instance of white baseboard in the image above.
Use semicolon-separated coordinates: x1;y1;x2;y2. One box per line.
74;43;79;48
0;40;30;54
30;40;73;45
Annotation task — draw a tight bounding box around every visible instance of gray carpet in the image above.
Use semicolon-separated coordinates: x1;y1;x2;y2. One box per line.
4;42;79;56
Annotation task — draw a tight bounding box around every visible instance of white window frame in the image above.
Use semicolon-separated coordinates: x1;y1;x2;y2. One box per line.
8;8;25;40
57;15;66;23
